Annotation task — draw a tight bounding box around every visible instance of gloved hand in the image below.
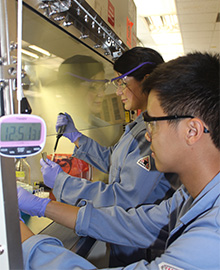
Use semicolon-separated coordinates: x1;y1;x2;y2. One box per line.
40;158;63;189
56;112;82;143
17;186;51;217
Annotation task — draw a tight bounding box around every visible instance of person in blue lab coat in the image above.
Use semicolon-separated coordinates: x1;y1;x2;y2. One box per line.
18;51;220;270
42;47;180;266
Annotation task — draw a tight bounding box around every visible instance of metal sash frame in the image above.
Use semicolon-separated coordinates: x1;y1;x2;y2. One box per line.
0;0;23;268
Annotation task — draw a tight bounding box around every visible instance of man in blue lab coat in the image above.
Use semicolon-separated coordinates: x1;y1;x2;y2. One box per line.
19;52;220;270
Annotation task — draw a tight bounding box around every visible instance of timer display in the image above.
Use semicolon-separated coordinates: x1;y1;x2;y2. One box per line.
1;123;41;141
0;114;46;158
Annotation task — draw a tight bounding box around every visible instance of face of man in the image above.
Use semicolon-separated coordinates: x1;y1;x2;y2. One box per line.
145;90;185;173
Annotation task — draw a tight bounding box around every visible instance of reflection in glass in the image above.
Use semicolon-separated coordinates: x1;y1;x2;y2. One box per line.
20;4;125;184
51;55;110;130
21;4;124;175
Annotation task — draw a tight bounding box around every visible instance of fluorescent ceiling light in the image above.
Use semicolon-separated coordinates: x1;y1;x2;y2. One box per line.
134;0;183;61
21;49;39;59
145;15;179;32
150;16;163;28
133;0;177;16
29;45;50;56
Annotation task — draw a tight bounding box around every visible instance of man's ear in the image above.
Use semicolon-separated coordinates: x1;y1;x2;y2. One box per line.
185;118;204;145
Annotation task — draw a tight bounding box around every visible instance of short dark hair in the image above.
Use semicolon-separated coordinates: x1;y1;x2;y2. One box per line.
143;52;220;150
113;47;164;81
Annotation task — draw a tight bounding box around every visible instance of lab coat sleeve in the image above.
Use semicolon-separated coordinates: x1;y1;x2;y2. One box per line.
53;135;171;209
22;184;220;270
22;234;97;270
72;134;113;173
22;221;220;270
75;198;170;249
22;234;151;269
53;170;143;208
53;166;170;209
53;170;111;206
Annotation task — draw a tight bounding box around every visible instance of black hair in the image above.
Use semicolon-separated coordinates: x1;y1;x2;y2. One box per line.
113;47;164;81
143;52;220;150
58;55;104;84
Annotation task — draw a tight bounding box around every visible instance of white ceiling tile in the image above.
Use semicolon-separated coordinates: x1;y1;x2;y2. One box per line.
180;23;215;31
182;37;212;44
209;48;220;52
211;33;220;49
135;0;219;60
215;23;220;30
183;41;211;47
184;45;211;51
182;30;213;38
176;0;220;15
212;31;220;40
178;13;217;24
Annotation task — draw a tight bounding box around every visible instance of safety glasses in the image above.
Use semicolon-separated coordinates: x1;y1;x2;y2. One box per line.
143;111;210;139
111;62;154;89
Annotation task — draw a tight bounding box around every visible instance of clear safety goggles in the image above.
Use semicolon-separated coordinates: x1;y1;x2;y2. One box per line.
111;61;154;89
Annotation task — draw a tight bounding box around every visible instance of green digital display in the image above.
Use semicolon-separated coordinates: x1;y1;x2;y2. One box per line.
1;122;41;141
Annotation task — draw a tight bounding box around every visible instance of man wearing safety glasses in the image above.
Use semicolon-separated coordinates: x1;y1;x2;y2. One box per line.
19;52;219;269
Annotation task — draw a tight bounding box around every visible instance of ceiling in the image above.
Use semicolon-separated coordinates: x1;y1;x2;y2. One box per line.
134;0;220;61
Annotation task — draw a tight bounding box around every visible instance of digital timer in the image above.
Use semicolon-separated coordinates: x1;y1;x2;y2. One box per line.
0;114;46;158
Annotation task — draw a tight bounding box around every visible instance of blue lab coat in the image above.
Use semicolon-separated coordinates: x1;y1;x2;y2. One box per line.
53;114;174;209
53;113;178;264
22;173;220;269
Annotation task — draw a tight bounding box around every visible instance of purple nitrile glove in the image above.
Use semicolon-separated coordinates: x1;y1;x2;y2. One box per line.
17;186;51;217
55;112;82;143
40;158;63;189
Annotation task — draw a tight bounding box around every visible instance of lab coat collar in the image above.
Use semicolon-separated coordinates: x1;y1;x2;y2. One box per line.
180;172;220;225
166;173;220;248
125;112;144;133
